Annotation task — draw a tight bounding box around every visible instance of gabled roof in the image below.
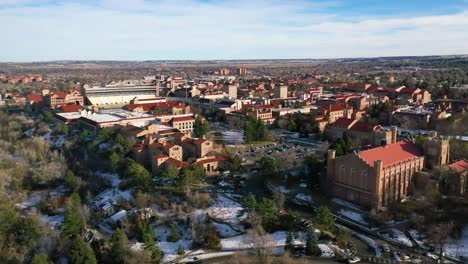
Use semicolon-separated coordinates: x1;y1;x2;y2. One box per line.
193;138;207;145
448;160;468;173
330;118;356;128
164;158;190;168
350;122;383;132
58;104;83;113
27;93;43;103
322;104;352;112
358;141;423;168
153;153;169;159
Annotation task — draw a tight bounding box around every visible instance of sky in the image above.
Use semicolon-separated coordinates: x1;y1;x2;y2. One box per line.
1;0;468;61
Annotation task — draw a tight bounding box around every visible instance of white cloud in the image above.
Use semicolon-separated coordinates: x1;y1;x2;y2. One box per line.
0;0;467;61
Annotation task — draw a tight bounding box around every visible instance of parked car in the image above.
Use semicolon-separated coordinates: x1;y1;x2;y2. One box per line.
348;256;361;263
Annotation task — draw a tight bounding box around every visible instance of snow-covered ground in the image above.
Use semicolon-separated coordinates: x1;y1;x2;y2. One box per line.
332;198;363;212
218;181;234;188
380;228;413;247
354;233;382;257
339;209;368;225
444;225;468;259
94;188;133;208
179;252;234;263
96;172;121;187
155;223;194;263
94;172;133;208
294;193;313;203
39;214;64;229
220;231;307;250
318;244;335;258
202;195;246;227
212;221;242;237
408;229;429;250
299;183;307;188
16;193;44;209
274;185;292;194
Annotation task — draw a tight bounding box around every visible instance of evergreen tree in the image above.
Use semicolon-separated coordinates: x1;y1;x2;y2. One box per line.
287;118;297;131
31;254;52;264
177;244;185;255
284;231;294;251
109;152;121;172
167;223;180;242
64;170;78;191
229;156;242;171
139;220;163;263
313;206;335;232
193;116;210;138
62;193;85;239
305;229;321;256
244;116;268;142
70;237;97;264
110;229;130;264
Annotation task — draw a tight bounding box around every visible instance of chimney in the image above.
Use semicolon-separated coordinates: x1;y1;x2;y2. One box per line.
391;126;398;144
374;160;383;177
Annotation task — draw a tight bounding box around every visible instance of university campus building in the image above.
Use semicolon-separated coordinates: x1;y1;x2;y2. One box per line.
326;131;449;209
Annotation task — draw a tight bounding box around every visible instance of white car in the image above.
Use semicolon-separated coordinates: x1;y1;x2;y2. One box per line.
348;256;361;263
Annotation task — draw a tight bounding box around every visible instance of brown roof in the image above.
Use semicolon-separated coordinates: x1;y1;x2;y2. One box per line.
331;118;355;127
170;116;195;123
164;158;190;168
153;153;169;159
359;141;423;168
27;93;43;103
350;122;383;132
58;104;83;113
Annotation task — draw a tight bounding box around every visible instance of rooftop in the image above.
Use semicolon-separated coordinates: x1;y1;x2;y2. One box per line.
448;160;468;173
358;141;423;168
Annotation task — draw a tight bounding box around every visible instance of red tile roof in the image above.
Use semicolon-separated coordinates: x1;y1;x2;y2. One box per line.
322;104;351;112
359;141;423;168
154;153;168;159
170;116;195;123
193;138;207;145
448;160;468;173
331;118;355;127
164;158;190;168
350;122;383;132
27;93;43;103
59;104;83;113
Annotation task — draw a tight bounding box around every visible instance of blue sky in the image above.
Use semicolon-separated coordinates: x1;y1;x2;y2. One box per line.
1;0;467;61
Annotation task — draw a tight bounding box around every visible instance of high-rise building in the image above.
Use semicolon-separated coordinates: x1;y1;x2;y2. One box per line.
223;83;238;99
236;67;248;75
274;84;288;99
219;68;230;75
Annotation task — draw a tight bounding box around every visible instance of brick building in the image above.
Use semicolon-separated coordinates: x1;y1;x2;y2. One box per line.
326;137;449;209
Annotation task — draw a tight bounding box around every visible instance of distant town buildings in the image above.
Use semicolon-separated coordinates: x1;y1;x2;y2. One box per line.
236;67;248;75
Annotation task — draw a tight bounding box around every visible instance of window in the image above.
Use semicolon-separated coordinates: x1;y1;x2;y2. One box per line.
349;168;356;185
361;171;368;188
339;166;345;182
